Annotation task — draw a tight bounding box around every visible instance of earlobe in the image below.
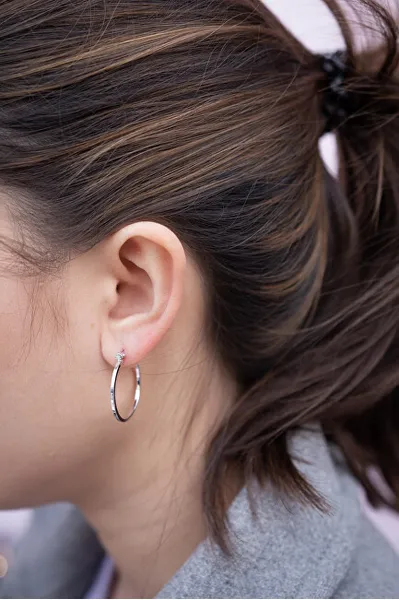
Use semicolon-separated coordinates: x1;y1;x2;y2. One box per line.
100;222;186;368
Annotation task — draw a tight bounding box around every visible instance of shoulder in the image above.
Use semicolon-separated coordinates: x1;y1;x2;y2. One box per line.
333;514;399;599
159;430;399;599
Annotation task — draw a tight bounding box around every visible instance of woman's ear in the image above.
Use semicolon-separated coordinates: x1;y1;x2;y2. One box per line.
99;222;186;368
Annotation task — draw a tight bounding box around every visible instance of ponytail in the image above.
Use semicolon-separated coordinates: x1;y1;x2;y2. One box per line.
323;0;399;508
205;0;399;545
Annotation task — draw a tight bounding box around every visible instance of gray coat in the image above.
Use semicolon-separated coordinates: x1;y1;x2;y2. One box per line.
1;428;399;599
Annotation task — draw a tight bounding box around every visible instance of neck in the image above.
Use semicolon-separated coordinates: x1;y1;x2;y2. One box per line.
75;356;238;598
89;459;207;598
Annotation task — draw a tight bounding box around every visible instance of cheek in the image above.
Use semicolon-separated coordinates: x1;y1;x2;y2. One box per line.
0;275;64;392
0;275;31;370
0;274;115;510
0;276;61;503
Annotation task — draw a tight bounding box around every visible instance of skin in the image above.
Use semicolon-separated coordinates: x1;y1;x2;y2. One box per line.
0;200;238;598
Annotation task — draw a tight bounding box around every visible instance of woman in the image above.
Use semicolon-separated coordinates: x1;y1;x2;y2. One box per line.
0;0;399;597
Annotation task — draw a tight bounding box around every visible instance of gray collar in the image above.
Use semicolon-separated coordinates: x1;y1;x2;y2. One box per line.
0;428;360;599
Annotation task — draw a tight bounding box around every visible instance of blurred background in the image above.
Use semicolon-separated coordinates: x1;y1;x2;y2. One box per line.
0;0;398;574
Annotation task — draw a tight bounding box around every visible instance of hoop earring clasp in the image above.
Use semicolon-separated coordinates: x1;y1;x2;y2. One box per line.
110;351;141;423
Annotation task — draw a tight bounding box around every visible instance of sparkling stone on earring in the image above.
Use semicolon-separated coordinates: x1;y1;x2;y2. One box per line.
116;351;125;363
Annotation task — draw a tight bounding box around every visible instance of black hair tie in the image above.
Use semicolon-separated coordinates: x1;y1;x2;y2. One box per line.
319;50;351;134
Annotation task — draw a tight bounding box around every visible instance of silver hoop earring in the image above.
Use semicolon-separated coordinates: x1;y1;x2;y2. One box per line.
110;351;141;423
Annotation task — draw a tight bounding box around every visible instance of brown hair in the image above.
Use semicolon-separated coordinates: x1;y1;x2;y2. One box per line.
1;0;399;548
